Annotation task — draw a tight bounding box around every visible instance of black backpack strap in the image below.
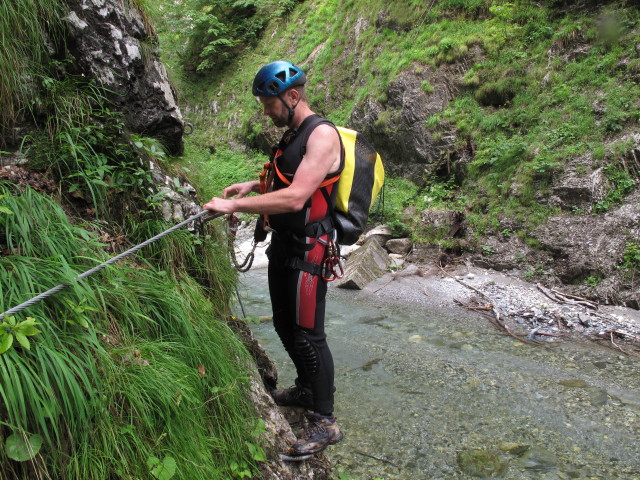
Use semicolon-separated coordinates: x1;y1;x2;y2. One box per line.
283;257;326;276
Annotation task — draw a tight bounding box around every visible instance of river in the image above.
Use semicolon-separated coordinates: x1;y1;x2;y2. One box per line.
237;269;640;480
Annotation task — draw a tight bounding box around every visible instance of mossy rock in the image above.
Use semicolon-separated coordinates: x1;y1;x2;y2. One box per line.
457;449;508;478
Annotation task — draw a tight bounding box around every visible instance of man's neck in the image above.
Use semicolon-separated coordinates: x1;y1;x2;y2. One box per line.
289;104;314;130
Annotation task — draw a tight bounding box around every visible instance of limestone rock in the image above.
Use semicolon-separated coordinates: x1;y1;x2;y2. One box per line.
64;0;186;154
360;224;392;246
335;238;389;290
389;253;405;268
386;237;412;254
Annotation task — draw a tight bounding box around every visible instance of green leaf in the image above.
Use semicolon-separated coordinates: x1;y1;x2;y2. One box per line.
0;333;14;354
0;206;13;215
251;418;266;436
15;333;30;350
246;441;266;462
16;323;40;336
20;317;37;327
147;456;160;469
149;455;176;480
5;433;43;461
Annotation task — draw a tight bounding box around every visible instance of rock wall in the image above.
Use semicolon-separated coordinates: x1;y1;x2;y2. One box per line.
63;0;185;154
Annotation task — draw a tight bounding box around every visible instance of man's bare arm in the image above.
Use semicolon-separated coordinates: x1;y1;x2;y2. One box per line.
204;124;340;215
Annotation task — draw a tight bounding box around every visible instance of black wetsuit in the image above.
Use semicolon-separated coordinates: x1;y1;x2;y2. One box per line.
266;114;343;415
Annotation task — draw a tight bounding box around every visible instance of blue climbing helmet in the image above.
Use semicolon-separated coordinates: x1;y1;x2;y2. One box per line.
252;60;306;96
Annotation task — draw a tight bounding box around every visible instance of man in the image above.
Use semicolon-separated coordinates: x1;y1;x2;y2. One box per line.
203;60;344;457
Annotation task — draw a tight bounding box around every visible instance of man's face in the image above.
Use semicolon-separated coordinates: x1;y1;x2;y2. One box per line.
259;95;289;128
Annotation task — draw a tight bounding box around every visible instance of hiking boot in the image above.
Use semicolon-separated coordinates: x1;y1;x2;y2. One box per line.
288;413;344;456
270;383;314;410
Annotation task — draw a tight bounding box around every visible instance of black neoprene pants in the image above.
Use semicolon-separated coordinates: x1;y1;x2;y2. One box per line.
267;236;335;415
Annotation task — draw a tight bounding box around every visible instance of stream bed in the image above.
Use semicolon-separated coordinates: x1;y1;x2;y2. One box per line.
237;269;640;479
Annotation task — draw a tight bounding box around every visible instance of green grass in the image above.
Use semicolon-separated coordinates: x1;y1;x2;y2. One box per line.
0;184;263;479
0;0;66;143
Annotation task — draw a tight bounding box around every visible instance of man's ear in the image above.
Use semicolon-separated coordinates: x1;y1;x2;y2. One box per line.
286;87;300;104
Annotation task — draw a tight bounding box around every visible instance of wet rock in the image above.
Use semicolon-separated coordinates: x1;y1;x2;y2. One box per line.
457;449;508;478
586;387;609;406
515;447;558;472
609;389;640;411
498;442;530;456
408;334;426;343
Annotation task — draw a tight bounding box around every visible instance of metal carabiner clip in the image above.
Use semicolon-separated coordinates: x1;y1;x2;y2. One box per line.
323;258;336;281
332;257;344;280
323;256;344;281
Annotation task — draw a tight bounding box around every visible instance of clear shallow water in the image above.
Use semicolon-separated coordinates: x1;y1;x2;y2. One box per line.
237;270;640;480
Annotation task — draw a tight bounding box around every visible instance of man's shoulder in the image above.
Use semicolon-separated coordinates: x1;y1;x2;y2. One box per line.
301;114;338;138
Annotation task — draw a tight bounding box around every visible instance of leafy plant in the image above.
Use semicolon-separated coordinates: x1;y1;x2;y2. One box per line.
585;275;601;287
622;240;640;273
148;455;177;480
594;163;636;213
5;433;43;462
25;76;154;219
0;316;40;354
0;0;66;142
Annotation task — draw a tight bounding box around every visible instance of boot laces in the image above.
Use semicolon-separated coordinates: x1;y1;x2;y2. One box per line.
302;421;327;440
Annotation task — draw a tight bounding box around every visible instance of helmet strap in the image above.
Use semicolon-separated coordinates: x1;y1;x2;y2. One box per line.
277;94;297;126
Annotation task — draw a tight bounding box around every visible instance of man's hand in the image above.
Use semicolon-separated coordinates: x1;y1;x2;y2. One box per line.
203;180;259;214
222;180;259;199
203;197;236;214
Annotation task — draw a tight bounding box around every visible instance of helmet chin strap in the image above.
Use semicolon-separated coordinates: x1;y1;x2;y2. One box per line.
277;94;298;126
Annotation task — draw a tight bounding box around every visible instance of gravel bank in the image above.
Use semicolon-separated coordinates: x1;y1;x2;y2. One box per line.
356;261;640;355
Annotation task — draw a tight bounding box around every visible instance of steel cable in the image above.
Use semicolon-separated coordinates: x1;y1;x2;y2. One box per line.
0;210;222;320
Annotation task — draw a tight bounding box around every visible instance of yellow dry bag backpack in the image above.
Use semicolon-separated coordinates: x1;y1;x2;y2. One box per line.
333;126;385;244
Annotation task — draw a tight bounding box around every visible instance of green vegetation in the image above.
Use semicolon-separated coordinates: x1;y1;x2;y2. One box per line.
175;142;263;202
25;77;156;219
1;1;267;477
622;239;640;278
155;0;639;251
0;0;66;142
0;183;264;479
158;0;300;74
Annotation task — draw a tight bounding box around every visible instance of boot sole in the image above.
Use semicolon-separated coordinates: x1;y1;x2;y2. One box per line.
280;453;314;462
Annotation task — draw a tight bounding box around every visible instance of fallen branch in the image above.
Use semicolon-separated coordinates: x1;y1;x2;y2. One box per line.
536;283;598;310
453;298;493;311
592;331;639;357
603;329;640;344
530;330;569;338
